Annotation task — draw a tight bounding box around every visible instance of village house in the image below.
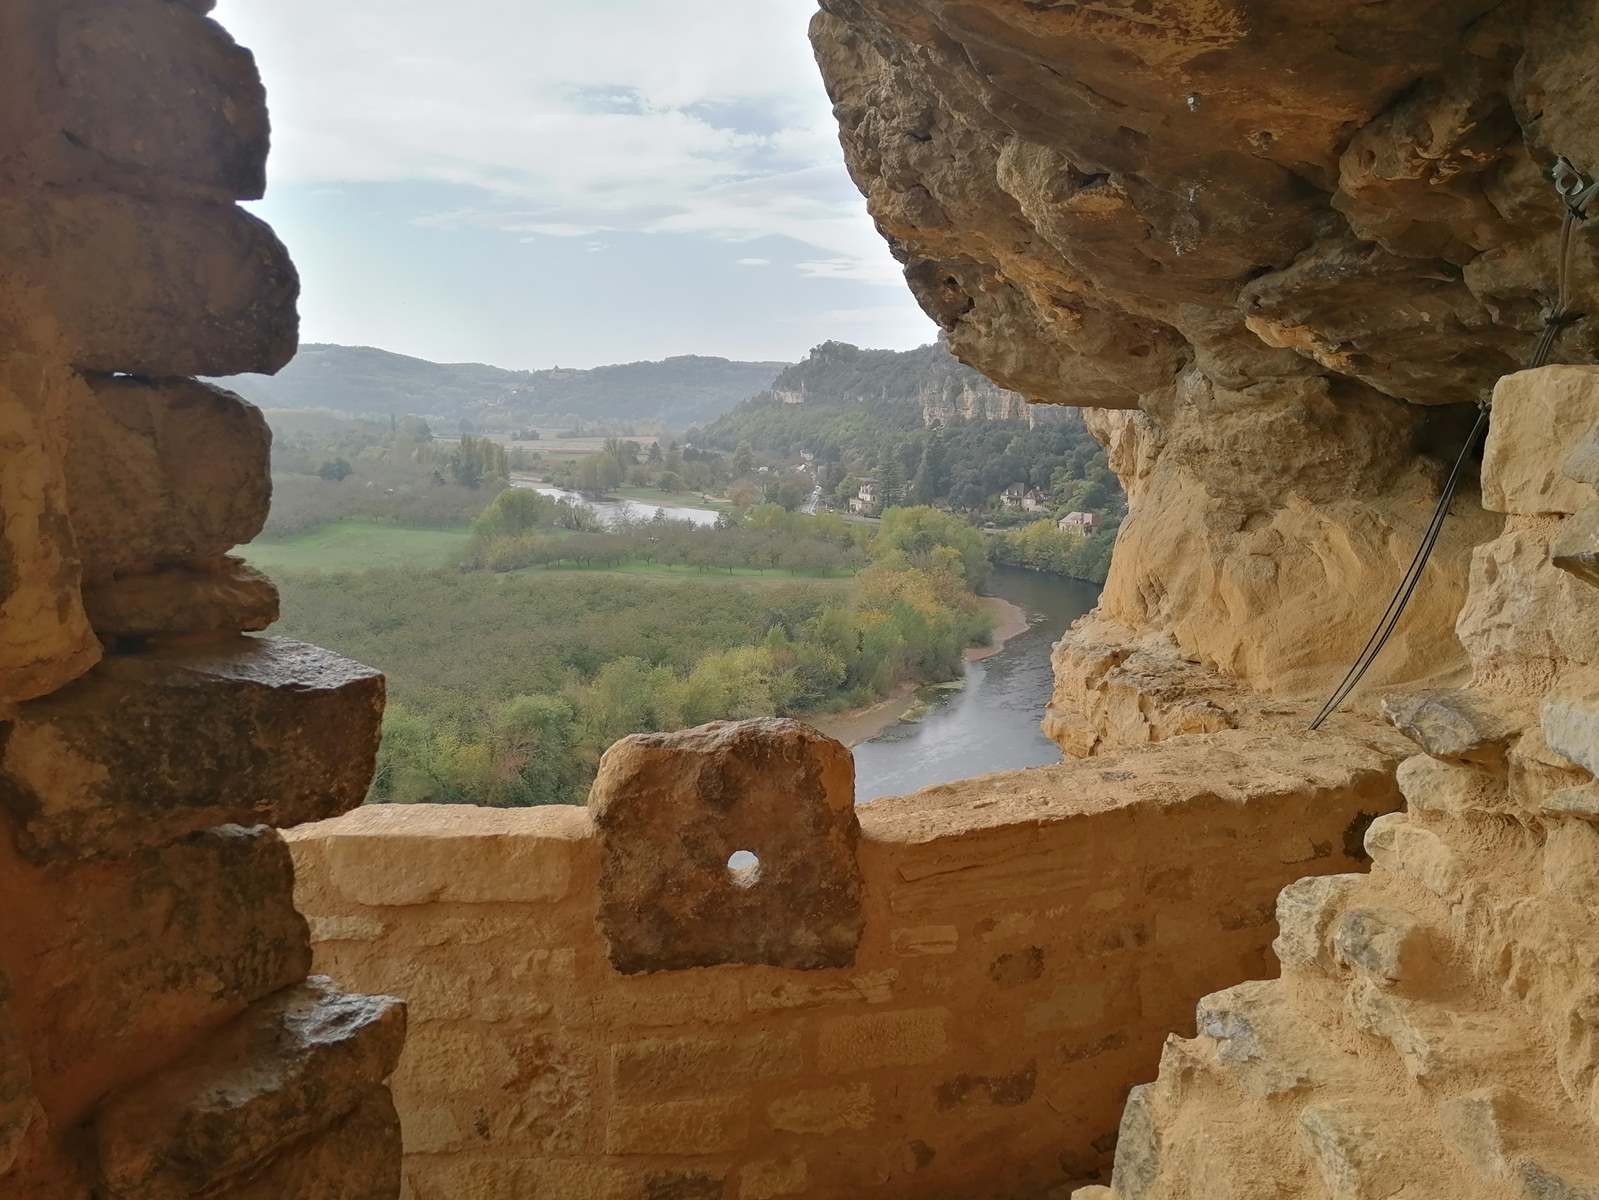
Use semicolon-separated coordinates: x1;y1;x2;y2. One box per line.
1000;482;1027;510
1059;510;1098;539
849;478;880;516
1021;486;1048;512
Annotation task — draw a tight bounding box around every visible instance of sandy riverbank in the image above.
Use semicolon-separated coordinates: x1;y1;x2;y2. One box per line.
807;595;1031;748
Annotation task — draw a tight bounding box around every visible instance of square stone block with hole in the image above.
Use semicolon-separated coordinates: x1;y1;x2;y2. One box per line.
589;718;862;973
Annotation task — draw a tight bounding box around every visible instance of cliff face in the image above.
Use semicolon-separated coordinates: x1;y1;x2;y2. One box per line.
761;337;1051;426
812;0;1599;735
810;6;1599;1197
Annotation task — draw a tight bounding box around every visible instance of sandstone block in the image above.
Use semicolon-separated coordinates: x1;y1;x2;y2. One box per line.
1381;687;1529;760
218;1087;400;1200
0;638;384;860
1333;908;1431;986
1543;783;1599;822
1273;873;1363;970
1364;814;1462;898
1298;1103;1390;1200
745;970;896;1013
92;977;404;1200
1438;1088;1511;1178
1483;367;1599;515
1109;1084;1160;1200
392;1023;517;1097
766;1082;874;1135
0;193;297;377
740;1156;807;1200
1458;525;1599;692
54;0;270;198
611;1030;802;1100
296;803;587;907
82;556;278;637
1543;823;1599;906
603;1095;749;1157
817;1007;948;1073
1395;754;1511;819
891;925;959;956
1543;679;1599;779
1196;981;1321;1098
8;824;309;1120
589;719;862;973
0;353;98;702
1553;505;1599;592
66;376;270;580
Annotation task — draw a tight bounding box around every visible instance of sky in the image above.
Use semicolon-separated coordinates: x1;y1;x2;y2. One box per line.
213;0;938;370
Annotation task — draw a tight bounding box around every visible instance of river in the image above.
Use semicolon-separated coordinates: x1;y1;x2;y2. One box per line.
515;482;719;527
849;565;1102;803
512;480;1100;801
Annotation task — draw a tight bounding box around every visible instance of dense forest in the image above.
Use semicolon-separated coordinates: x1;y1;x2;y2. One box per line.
264;501;995;806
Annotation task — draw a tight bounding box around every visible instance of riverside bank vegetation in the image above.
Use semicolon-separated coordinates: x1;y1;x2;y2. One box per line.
258;490;996;807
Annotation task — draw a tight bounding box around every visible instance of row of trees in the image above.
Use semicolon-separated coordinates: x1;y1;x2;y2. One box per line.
988;518;1118;583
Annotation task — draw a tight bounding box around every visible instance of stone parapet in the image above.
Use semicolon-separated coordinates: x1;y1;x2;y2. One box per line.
288;721;1400;1199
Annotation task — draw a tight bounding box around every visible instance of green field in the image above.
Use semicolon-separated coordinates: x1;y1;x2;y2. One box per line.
242;519;851;581
241;521;473;572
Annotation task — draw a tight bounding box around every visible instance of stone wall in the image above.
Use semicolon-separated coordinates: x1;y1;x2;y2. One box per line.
288;723;1402;1199
1079;365;1599;1199
0;2;402;1196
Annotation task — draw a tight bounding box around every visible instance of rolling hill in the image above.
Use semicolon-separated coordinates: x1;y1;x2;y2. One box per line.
220;344;789;428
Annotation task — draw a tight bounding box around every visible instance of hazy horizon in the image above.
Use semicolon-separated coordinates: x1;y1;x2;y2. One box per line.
213;0;939;371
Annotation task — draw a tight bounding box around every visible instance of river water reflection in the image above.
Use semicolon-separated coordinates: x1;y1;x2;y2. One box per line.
515;482;719;528
851;565;1101;804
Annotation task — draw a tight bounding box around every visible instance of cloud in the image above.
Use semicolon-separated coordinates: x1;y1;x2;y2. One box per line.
214;0;901;283
736;258;771;267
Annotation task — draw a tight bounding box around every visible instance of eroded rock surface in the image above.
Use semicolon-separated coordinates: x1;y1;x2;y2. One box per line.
0;1;400;1195
1071;365;1599;1199
812;0;1599;742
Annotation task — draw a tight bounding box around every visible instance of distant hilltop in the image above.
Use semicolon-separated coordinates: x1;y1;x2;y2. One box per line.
219;344;790;428
218;338;1063;431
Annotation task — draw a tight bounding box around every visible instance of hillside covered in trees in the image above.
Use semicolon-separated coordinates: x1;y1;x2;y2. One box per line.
222;343;788;427
692;340;1122;518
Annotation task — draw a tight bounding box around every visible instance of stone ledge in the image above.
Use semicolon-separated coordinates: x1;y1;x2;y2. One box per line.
91;977;404;1200
1;638;385;861
66;375;271;581
857;726;1405;845
0;192;297;377
286;803;592;908
1483;367;1599;516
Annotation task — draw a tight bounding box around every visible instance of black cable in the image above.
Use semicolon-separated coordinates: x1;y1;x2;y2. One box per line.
1308;198;1587;730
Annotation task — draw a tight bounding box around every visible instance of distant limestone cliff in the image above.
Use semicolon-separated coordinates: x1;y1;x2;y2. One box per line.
765;337;1060;428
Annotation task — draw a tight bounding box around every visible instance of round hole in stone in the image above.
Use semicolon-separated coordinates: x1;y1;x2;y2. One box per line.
726;850;761;889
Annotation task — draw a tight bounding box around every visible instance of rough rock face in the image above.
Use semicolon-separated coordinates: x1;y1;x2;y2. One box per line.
0;1;402;1197
812;0;1599;740
1072;365;1599;1199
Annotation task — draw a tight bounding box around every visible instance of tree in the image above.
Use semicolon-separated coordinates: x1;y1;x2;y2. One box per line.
910;430;949;505
733;441;754;479
317;458;353;483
